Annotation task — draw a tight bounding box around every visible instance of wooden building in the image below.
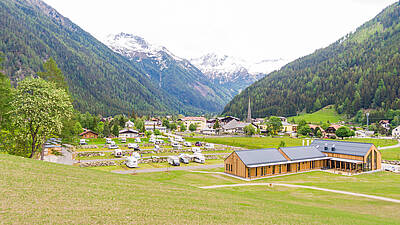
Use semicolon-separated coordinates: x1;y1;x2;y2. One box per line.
225;140;381;179
79;129;98;139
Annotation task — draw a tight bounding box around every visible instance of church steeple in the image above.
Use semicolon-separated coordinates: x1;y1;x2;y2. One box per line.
247;97;252;123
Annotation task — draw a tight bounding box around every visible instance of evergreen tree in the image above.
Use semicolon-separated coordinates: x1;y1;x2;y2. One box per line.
37;57;69;93
112;125;119;137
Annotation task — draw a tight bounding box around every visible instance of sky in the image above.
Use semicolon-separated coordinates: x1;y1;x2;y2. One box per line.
43;0;397;62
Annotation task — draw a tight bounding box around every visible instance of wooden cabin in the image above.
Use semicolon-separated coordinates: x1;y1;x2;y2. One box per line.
79;129;98;139
225;140;381;179
310;140;381;172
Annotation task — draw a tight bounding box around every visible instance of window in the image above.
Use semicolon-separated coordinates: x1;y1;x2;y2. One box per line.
248;168;251;178
255;167;258;176
272;165;275;174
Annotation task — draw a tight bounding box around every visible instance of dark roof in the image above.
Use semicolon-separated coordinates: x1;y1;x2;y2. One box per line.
79;129;98;136
310;139;373;157
235;149;288;166
280;146;326;160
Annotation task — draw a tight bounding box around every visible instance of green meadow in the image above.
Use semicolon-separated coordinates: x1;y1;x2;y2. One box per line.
1;154;400;224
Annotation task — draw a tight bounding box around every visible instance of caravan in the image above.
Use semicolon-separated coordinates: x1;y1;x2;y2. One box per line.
167;156;180;166
114;149;123;158
193;153;205;164
125;152;140;168
178;154;190;164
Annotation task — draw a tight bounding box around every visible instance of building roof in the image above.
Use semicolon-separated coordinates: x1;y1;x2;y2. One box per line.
279;146;326;160
235;149;288;166
182;117;206;121
119;128;139;134
79;129;98;136
222;120;252;130
310;139;373;157
125;120;135;127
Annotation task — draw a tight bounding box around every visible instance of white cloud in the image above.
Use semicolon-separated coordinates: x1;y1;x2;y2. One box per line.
43;0;397;61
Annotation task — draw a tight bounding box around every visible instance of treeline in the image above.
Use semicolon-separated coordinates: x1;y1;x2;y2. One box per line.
223;2;400;119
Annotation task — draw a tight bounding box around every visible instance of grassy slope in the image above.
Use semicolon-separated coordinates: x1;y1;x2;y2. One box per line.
288;106;346;124
380;147;400;161
1;154;400;224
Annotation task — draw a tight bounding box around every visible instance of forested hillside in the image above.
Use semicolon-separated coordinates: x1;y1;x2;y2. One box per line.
0;0;210;116
223;2;400;119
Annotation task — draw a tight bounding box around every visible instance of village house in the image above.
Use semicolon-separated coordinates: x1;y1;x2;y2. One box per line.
79;129;98;139
392;125;400;138
224;140;381;179
119;128;139;138
125;120;135;128
180;117;207;131
379;120;390;130
281;122;297;133
221;120;256;134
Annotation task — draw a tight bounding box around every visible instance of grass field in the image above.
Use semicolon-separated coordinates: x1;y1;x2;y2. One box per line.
380;147;400;161
186;136;397;150
288;105;346;124
1;154;400;224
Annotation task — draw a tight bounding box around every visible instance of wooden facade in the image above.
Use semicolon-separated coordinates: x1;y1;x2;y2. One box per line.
225;143;382;179
79;130;98;139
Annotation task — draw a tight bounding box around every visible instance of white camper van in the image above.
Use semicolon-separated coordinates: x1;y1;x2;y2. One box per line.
79;139;87;145
204;143;214;149
178;154;190;164
106;138;112;144
191;147;201;153
193;153;205;164
135;138;141;143
167;156;180;166
125;156;138;168
108;141;118;149
183;142;192;147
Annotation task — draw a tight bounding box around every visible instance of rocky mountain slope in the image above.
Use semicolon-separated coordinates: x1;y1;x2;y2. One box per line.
104;33;232;113
191;53;287;95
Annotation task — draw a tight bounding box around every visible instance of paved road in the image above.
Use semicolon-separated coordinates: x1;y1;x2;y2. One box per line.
378;140;400;150
199;183;400;204
112;164;224;174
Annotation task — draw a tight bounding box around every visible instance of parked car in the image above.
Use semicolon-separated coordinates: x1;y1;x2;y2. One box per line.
195;141;203;146
204;143;214;149
114;149;123;158
167;156;180;166
128;143;139;149
183;142;192;147
106;138;112;144
120;137;127;143
79;139;87;145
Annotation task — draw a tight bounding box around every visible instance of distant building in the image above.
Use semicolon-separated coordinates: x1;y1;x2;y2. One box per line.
125;120;135;128
221;120;256;133
79;129;98;139
379;120;390;130
180;117;207;131
119;128;139;138
392;125;400;138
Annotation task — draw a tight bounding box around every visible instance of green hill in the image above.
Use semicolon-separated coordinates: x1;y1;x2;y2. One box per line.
288;105;346;124
1;154;400;224
0;0;228;116
223;2;400;119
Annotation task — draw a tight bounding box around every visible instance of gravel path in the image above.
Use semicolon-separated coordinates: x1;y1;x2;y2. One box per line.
199;183;400;204
112;164;224;174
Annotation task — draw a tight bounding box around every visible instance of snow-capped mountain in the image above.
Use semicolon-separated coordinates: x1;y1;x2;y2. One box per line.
103;33;232;113
190;53;288;94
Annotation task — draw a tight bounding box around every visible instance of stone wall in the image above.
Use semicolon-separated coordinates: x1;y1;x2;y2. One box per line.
382;160;400;165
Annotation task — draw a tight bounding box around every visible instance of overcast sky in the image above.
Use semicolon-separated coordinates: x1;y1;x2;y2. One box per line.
43;0;397;62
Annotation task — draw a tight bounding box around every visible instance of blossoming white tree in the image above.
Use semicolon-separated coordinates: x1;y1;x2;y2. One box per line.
11;77;73;158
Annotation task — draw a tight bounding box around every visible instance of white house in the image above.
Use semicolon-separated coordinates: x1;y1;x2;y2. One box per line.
221;120;256;134
392;125;400;138
125;120;135;128
119;128;139;138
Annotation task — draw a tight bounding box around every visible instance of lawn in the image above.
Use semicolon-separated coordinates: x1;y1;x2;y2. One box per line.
288;105;346;124
186;136;397;150
380;147;400;161
1;154;400;224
